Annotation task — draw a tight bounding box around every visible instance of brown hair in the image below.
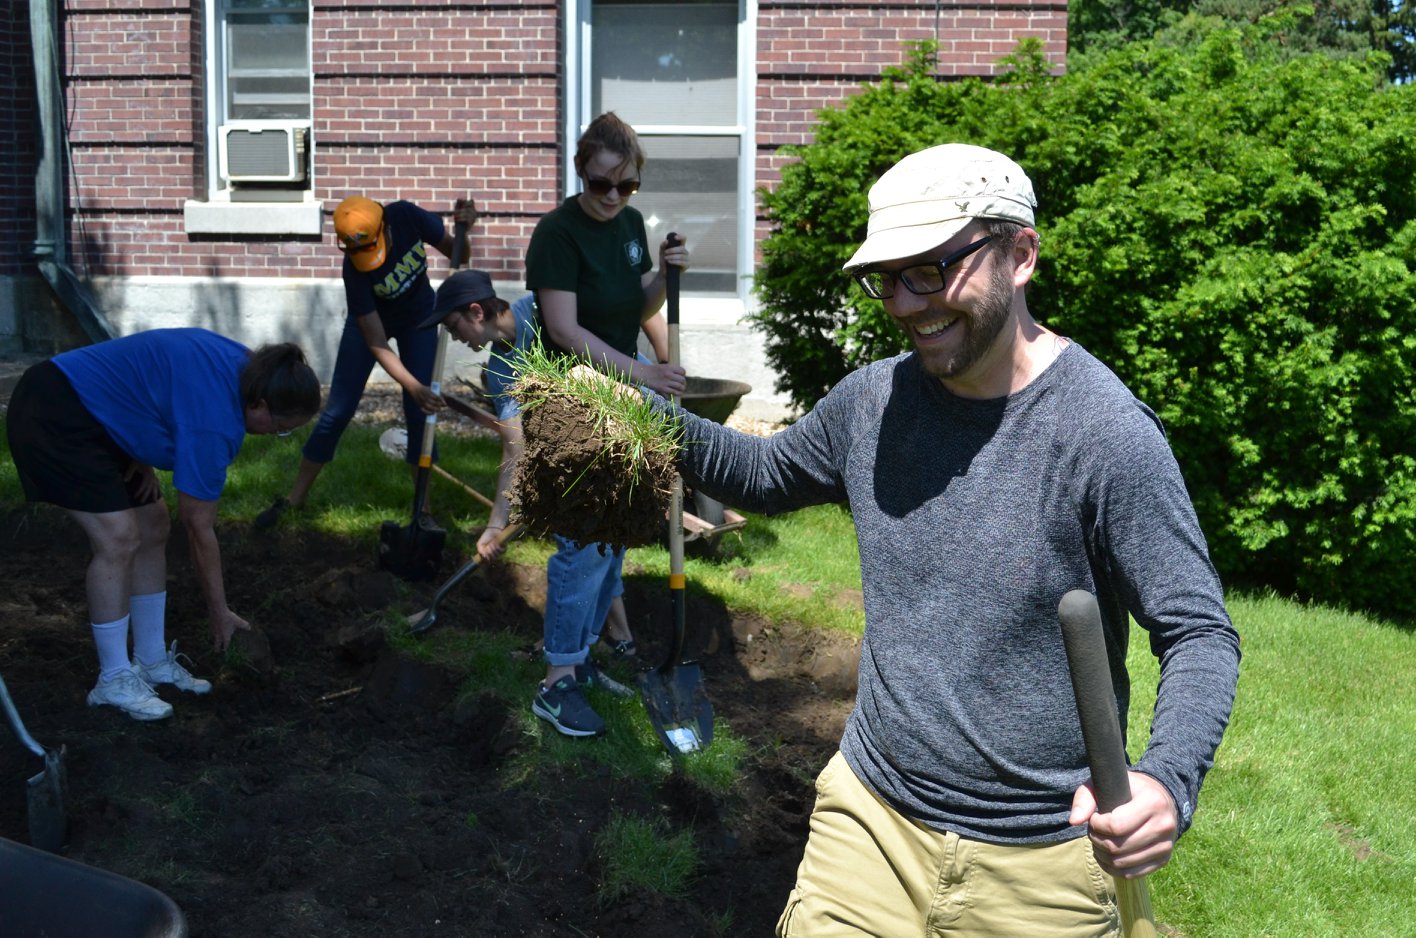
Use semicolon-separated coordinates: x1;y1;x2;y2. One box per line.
573;112;645;177
241;343;322;418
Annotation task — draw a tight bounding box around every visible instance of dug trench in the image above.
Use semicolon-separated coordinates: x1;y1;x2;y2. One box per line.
0;491;861;934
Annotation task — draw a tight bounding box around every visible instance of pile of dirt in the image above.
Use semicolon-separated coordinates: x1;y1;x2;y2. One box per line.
510;376;678;548
0;502;860;936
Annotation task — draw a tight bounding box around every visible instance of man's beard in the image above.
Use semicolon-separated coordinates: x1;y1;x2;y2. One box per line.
919;262;1014;380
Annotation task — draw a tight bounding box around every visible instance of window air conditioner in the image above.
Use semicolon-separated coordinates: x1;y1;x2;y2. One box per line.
219;120;310;183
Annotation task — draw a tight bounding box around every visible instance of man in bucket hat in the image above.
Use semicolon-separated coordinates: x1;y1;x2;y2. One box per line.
664;144;1241;934
256;194;479;528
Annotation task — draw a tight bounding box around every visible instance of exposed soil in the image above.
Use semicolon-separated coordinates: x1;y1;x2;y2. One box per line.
0;386;857;937
511;376;678;549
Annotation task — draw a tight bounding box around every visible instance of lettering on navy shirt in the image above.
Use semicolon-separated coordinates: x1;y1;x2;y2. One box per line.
373;242;429;302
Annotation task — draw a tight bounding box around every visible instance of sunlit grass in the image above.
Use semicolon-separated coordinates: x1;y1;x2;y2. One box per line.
1125;592;1416;936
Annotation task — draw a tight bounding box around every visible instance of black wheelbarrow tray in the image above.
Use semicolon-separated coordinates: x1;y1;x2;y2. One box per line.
0;835;187;937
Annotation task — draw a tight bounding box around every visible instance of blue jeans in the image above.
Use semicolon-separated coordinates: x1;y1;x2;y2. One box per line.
303;311;439;466
543;535;624;667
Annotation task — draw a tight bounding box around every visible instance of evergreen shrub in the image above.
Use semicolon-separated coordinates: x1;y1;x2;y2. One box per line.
750;25;1416;618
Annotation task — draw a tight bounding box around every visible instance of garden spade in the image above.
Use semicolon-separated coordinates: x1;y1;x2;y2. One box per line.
638;233;714;755
407;523;522;636
1057;590;1158;938
377;214;467;580
0;673;67;853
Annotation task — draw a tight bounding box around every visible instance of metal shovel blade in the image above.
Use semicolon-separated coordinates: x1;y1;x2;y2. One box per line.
0;675;67;853
26;747;67;854
637;663;713;755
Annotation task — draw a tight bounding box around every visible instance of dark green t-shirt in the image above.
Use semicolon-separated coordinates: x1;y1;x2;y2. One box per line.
524;196;653;357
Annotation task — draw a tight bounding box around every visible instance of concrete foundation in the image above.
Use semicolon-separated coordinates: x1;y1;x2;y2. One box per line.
0;274;795;422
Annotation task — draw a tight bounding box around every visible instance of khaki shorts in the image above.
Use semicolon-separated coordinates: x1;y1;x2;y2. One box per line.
777;752;1120;937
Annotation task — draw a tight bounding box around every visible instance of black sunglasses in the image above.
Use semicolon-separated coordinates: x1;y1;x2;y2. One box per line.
853;236;994;300
584;175;641;198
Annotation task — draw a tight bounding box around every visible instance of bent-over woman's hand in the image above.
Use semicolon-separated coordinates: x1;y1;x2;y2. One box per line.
211;607;251;653
124;462;161;504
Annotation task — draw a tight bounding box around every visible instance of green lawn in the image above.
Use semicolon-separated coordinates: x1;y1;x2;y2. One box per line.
3;419;1412;933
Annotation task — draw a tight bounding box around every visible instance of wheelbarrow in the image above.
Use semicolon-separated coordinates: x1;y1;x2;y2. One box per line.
678;376;752;540
0;835;187;937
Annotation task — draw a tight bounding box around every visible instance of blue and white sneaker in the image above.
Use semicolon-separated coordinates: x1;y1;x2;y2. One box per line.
532;676;605;737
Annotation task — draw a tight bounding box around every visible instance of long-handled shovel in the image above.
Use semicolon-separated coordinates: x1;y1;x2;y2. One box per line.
1057;590;1158;938
377;426;495;511
408;523;522;636
377;214;468;580
0;673;67;853
638;233;714;755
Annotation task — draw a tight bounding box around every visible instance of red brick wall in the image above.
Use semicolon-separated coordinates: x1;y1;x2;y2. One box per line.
754;0;1068;196
0;0;1065;284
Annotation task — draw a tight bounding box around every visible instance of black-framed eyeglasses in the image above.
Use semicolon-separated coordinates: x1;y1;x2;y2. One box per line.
584;175;641;198
853;236;994;300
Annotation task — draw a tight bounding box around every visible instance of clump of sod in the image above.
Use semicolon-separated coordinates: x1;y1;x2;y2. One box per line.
508;342;682;548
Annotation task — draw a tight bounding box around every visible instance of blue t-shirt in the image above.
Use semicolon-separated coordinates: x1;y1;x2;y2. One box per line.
53;328;250;501
342;200;446;323
484;294;541;422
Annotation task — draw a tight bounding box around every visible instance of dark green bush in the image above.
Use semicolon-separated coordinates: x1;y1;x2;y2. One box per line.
750;25;1416;619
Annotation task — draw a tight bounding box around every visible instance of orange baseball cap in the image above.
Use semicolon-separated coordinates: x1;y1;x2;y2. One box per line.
333;196;387;272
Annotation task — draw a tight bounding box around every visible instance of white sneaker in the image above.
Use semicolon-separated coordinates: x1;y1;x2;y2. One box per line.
88;668;174;721
135;642;212;695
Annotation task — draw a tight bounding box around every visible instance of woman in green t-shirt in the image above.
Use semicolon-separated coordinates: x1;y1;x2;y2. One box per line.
523;112;690;737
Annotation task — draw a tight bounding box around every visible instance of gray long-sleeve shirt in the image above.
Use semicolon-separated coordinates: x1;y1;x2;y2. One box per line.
676;344;1240;844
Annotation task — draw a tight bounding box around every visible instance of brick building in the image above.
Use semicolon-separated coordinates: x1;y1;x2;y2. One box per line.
2;0;1065;417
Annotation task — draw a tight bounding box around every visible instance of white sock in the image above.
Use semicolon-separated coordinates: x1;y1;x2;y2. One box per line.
92;615;132;682
130;591;168;666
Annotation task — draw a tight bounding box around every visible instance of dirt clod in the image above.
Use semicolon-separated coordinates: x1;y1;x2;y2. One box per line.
511;377;677;548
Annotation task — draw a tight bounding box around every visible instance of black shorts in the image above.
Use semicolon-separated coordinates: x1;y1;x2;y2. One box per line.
5;360;159;513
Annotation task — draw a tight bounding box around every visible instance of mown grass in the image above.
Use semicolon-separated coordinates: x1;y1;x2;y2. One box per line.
3;415;1413;930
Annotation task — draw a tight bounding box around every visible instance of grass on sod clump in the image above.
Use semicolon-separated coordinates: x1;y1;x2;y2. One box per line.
507;344;682;547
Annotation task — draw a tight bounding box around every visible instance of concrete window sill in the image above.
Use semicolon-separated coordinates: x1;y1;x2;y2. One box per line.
183;200;325;236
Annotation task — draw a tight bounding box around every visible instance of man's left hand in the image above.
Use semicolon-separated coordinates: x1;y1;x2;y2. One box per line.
1069;771;1178;878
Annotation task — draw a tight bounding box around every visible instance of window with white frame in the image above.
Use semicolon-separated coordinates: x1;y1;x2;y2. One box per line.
209;0;313;198
574;0;753;296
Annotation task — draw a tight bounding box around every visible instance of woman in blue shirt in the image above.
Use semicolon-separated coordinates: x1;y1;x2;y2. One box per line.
6;329;321;721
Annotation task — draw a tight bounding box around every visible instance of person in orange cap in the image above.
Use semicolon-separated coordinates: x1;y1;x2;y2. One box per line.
255;195;479;528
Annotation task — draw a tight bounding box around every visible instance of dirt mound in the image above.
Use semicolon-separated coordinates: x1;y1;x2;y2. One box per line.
0;505;857;936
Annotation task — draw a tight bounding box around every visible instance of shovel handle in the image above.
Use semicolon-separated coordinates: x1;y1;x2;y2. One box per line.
0;675;48;760
1057;589;1158;938
663;232;688;669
